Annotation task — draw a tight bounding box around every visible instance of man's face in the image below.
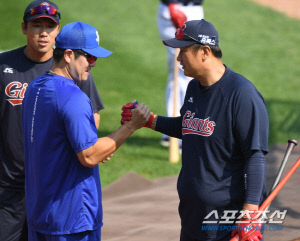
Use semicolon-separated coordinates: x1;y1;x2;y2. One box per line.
22;18;60;56
67;50;96;82
177;45;203;78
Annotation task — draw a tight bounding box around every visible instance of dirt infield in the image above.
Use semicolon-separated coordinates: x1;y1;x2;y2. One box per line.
250;0;300;19
102;143;300;241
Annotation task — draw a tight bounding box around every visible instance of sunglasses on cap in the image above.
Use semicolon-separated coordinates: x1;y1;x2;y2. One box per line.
24;5;61;18
73;49;97;64
175;28;218;46
175;28;203;44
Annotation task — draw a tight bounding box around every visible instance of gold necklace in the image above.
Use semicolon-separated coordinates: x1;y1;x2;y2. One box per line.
49;70;56;75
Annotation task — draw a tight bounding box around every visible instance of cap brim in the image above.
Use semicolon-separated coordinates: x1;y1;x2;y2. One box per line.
25;14;60;24
163;39;196;48
83;46;113;58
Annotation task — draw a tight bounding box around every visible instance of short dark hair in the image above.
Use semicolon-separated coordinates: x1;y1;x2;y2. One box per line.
53;48;82;62
192;44;222;59
53;48;65;62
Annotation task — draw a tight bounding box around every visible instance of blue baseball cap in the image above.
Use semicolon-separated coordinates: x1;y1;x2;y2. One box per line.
23;0;60;24
55;22;112;58
163;19;219;48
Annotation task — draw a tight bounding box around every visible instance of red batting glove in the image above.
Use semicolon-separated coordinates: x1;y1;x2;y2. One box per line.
231;210;263;241
121;101;138;125
168;3;187;28
121;101;138;111
120;101;154;128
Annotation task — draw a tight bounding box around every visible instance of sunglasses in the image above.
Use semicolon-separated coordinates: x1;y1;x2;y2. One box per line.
175;28;202;44
73;50;97;64
24;5;61;18
175;28;217;46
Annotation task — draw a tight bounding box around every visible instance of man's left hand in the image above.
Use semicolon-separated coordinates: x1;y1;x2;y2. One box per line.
231;210;263;241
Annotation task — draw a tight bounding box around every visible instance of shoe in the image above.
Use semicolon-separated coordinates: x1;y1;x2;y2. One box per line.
160;138;170;147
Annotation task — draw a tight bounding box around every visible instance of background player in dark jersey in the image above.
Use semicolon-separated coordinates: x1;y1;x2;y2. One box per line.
122;20;268;241
0;1;104;240
22;21;151;241
157;0;204;147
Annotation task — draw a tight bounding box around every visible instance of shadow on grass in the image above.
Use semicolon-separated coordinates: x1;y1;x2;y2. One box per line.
266;99;300;145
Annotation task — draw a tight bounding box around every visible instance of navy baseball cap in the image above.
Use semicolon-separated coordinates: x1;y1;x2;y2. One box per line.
55;22;112;58
23;0;60;24
163;19;219;48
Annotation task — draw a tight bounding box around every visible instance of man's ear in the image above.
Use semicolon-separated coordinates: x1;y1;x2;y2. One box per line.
64;49;73;64
202;46;212;61
22;22;27;35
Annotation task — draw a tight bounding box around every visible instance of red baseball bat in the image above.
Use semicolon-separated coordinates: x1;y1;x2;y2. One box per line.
259;156;300;211
230;156;300;241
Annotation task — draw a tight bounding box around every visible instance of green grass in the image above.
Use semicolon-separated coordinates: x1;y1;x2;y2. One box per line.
1;0;299;186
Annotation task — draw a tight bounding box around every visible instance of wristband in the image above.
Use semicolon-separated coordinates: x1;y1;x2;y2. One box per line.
144;113;155;129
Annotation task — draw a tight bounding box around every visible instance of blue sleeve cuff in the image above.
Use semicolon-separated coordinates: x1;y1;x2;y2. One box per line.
156;116;182;139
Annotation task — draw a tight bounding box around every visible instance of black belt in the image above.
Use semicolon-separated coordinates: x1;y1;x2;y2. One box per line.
161;1;203;6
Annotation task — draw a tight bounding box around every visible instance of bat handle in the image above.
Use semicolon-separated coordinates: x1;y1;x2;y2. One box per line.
269;139;298;193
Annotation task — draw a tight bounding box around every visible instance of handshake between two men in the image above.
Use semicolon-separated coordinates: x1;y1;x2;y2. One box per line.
121;100;155;129
77;100;155;167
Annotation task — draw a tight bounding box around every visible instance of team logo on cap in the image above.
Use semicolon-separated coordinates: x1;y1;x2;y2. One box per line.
96;31;100;44
41;2;50;6
198;34;216;46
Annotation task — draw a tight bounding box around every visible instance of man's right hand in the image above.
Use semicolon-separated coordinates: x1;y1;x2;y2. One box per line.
121;101;151;130
231;210;263;241
121;101;138;125
121;101;154;128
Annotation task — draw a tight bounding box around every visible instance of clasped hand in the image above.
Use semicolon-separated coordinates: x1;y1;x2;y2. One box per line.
120;101;151;130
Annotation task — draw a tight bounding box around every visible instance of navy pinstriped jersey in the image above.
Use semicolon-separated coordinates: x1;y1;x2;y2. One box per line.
0;46;104;191
157;66;269;240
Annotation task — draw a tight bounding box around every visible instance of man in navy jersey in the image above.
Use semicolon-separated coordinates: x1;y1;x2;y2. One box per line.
0;1;104;240
122;20;269;241
22;21;151;241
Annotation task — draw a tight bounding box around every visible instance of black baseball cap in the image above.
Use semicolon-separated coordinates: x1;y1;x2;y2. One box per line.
23;0;60;24
163;19;219;48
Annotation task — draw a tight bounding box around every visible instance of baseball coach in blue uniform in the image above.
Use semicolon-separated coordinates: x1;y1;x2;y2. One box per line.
22;22;150;241
122;19;269;241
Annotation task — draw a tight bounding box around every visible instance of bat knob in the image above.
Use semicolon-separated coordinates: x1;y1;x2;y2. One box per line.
288;139;298;146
